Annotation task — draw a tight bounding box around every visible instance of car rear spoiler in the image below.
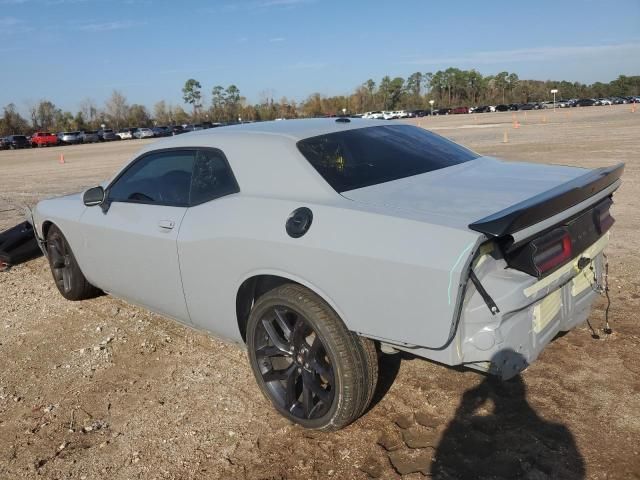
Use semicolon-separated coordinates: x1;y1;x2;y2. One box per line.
468;163;624;237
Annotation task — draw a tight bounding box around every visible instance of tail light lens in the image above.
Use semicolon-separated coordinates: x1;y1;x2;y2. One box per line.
532;228;573;275
594;198;614;234
505;227;574;278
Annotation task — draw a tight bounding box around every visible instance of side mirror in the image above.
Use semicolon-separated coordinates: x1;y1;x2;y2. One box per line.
83;186;105;206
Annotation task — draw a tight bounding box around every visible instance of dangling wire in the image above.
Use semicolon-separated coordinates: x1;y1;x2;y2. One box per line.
586;253;612;338
602;253;612;334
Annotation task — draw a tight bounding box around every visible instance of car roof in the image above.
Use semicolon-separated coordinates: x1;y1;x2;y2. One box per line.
183;118;384;142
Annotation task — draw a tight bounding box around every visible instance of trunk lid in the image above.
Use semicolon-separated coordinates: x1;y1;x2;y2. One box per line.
341;157;589;232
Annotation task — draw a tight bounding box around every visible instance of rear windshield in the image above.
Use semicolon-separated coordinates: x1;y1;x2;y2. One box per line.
297;125;479;192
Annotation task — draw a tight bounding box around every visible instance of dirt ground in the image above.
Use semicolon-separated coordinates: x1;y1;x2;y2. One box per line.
1;105;639;480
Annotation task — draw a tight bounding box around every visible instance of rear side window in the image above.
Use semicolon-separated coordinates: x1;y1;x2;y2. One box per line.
297;125;479;192
190;149;239;205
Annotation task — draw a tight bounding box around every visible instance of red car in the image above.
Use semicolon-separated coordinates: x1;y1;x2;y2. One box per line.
452;106;470;114
31;132;58;147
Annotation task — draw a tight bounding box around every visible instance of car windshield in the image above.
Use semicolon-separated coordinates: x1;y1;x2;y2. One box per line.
297;124;479;193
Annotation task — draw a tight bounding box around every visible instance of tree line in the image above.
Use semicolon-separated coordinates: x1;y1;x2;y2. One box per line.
1;71;639;136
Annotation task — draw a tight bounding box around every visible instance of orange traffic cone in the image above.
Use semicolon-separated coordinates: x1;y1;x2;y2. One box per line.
513;120;520;129
59;153;65;164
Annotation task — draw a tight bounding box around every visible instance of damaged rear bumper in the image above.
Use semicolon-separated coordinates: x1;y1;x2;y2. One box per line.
460;234;608;379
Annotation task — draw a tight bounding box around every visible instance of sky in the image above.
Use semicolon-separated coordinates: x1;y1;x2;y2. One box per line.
1;0;639;113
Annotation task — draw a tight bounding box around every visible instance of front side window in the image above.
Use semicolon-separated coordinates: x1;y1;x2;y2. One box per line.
190;149;239;205
108;150;195;206
297;125;479;192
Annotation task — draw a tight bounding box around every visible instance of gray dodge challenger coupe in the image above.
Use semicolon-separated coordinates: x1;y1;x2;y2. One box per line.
32;119;623;430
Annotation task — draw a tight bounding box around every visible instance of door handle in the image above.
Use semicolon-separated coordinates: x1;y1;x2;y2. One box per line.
158;220;175;230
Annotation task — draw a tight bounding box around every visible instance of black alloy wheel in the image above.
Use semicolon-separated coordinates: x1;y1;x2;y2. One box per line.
46;225;100;301
254;305;335;420
48;231;73;295
247;284;378;431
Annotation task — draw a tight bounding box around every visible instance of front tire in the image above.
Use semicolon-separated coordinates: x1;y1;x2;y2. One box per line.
46;225;99;300
247;284;377;431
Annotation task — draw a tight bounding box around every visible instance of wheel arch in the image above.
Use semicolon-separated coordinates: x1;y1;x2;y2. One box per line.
41;220;55;240
235;270;346;343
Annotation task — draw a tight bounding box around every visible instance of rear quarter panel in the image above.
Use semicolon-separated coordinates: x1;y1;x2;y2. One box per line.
177;195;480;348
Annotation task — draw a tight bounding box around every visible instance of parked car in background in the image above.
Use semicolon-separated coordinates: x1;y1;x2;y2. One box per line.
598;98;612;106
3;135;30;149
434;108;452;115
152;126;172;137
452;106;470;114
410;109;429;117
495;104;510;112
31;132;58;147
171;125;187;135
133;127;154;139
576;98;597;107
183;124;204;132
473;105;491;113
0;137;8;150
117;128;136;140
33;118;622;431
80;131;100;143
58;131;82;145
363;111;384;119
98;129;119;141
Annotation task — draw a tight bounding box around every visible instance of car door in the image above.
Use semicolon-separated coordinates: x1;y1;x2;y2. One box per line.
79;149;196;323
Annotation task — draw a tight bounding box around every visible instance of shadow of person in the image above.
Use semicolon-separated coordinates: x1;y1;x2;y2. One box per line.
431;349;585;479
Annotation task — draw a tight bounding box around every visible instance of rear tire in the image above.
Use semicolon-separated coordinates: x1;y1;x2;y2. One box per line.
46;225;100;301
246;284;376;431
355;336;379;417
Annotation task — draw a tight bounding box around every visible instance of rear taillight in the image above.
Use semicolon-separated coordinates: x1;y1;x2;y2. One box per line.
532;228;573;275
594;198;614;234
505;227;574;278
